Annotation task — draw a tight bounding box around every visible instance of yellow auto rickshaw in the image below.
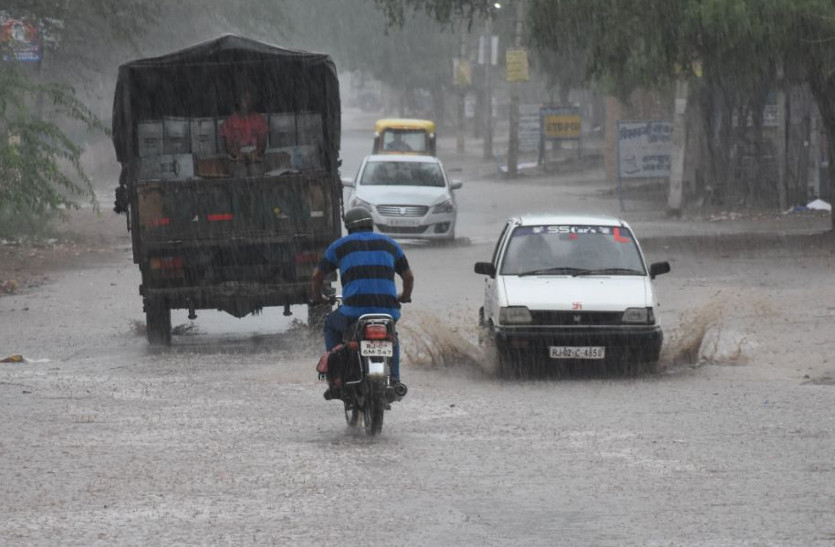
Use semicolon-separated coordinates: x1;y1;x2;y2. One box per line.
373;118;436;156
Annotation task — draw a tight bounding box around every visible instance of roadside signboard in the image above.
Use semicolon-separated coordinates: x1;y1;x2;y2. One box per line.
541;106;582;140
0;13;42;62
453;58;471;87
616;120;673;179
518;104;541;153
506;48;529;82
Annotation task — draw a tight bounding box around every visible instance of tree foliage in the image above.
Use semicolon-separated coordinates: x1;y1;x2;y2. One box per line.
0;60;104;217
0;1;163;228
279;0;459;121
372;0;495;28
374;0;835;220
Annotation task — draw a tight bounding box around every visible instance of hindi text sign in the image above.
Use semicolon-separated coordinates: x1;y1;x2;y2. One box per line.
506;48;529;82
617;120;673;179
541;107;582;141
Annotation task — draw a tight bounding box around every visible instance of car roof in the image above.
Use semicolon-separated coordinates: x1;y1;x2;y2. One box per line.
512;213;629;228
364;154;441;164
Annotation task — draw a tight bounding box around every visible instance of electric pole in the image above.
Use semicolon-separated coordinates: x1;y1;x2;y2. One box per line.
482;18;494;161
457;21;467;154
506;0;525;177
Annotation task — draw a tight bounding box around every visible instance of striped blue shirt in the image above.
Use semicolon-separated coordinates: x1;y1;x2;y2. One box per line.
318;231;410;320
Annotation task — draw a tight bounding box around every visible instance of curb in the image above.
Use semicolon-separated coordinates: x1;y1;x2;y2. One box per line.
640;229;835;255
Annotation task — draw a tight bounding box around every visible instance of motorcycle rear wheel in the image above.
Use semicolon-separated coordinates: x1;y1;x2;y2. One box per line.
363;397;384;436
344;402;360;427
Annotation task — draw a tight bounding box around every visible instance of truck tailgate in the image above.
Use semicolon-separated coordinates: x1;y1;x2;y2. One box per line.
135;173;337;244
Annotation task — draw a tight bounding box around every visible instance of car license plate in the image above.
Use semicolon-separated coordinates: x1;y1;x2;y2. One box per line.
361;340;393;357
388;218;420;227
549;346;606;359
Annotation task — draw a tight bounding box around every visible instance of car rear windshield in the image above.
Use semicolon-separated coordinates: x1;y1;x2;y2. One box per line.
500;225;647;276
360;161;445;187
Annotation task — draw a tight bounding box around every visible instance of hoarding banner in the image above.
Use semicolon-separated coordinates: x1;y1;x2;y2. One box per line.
1;13;42;62
506;48;529;82
541;106;581;140
617;120;673;179
453;58;471;87
518;104;541;152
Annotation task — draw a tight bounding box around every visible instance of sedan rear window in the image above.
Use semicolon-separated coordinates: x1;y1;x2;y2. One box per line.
360;161;445;187
500;225;646;276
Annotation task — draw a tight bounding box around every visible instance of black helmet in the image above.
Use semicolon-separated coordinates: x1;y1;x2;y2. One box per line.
344;207;374;232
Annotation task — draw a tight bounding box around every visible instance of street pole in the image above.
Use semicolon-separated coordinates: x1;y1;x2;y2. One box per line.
506;0;525;177
667;79;688;215
457;21;467;154
482;18;493;161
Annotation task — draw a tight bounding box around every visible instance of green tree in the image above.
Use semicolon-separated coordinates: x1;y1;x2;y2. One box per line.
375;0;835;228
0;2;163;234
282;0;459;124
0;61;103;218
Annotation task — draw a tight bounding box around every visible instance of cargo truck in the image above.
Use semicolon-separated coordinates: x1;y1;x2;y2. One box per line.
112;35;341;345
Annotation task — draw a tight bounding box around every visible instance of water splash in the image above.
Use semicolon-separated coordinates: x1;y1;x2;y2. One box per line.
661;290;761;369
398;309;494;376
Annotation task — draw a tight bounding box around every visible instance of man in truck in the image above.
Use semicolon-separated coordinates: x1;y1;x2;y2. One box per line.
311;207;414;397
219;86;268;177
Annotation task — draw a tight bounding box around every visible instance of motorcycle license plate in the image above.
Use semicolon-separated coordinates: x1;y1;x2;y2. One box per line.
361;340;394;357
549;346;605;359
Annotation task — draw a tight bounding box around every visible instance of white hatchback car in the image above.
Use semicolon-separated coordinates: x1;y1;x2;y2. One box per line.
474;214;671;377
343;154;461;240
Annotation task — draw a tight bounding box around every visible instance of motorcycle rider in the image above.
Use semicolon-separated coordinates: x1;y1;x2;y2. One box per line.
311;207;414;397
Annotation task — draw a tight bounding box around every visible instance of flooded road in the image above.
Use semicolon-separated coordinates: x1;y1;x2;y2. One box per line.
2;111;835;546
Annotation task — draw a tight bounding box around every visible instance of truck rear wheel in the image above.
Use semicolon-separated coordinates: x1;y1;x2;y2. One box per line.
145;298;171;346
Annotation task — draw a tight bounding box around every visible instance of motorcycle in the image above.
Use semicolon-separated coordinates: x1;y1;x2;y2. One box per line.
317;297;408;436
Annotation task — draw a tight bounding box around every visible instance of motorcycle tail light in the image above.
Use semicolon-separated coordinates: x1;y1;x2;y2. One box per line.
364;324;388;340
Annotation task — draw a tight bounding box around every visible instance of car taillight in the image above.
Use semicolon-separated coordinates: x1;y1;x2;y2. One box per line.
364;324;388;340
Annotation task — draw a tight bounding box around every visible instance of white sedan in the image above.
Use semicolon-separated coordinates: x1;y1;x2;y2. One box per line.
342;154;462;240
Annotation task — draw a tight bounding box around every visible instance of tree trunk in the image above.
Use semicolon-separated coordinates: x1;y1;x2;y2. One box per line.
713;82;738;207
808;76;835;232
729;103;749;207
785;85;814;208
749;88;771;207
430;84;445;129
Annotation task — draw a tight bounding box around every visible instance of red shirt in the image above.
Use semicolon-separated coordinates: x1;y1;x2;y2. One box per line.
219;112;268;152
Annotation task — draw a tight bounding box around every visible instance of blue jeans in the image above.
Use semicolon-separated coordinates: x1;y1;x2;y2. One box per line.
323;310;400;381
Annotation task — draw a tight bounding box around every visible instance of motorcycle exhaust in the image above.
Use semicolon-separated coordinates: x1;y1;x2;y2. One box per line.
393;382;408;398
385;382;408;403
